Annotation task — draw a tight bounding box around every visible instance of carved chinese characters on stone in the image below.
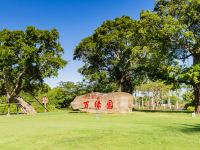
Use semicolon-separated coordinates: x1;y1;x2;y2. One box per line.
71;92;133;113
106;100;113;109
83;101;89;109
94;100;101;109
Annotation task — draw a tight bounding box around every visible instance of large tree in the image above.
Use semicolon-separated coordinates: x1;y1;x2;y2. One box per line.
148;0;200;113
0;26;66;114
74;16;147;93
136;0;200;112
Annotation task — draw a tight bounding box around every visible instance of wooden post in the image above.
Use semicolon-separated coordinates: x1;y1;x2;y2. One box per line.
42;96;48;113
17;104;19;114
44;103;47;113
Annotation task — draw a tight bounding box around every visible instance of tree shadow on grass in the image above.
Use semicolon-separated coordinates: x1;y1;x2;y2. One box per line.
0;112;24;116
177;123;200;133
134;109;192;114
68;111;86;113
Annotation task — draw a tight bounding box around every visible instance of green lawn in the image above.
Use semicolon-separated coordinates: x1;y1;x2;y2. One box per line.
0;111;200;150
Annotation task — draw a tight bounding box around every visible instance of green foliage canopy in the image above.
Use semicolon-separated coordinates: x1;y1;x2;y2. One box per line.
151;0;200;112
74;16;149;93
0;26;67;101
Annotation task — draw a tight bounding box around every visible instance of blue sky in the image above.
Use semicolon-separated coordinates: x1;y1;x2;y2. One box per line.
0;0;155;88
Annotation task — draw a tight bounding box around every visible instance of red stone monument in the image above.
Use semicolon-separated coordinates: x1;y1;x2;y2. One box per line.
71;92;133;113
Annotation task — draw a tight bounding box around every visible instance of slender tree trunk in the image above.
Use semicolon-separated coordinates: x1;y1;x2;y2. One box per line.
142;98;144;109
7;92;11;116
176;101;179;110
148;97;151;110
168;98;171;110
151;97;154;110
138;99;140;110
194;83;200;113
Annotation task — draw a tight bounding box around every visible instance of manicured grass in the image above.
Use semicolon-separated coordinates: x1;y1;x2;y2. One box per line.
0;111;200;150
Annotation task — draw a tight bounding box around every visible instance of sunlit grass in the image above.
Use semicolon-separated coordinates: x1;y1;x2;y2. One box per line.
0;111;200;150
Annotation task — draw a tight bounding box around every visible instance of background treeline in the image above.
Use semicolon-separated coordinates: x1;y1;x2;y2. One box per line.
0;81;195;113
0;0;199;113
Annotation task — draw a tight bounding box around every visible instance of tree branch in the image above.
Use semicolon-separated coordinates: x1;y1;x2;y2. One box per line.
10;69;26;97
174;54;192;60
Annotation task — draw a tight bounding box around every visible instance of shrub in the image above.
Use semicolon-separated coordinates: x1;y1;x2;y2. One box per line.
30;102;56;113
187;106;195;111
0;103;22;114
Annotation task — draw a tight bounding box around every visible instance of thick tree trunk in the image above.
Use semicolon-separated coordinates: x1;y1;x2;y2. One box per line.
194;83;200;113
193;55;200;113
118;83;122;92
118;80;133;94
16;97;36;115
6;92;36;115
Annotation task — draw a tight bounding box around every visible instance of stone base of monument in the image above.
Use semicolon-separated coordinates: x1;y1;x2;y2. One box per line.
79;109;132;113
71;92;133;113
